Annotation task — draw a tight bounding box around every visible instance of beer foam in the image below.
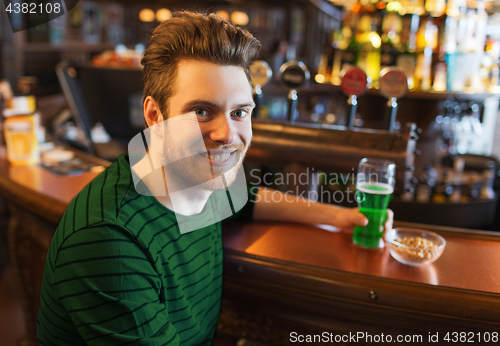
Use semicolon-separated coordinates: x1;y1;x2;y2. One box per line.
356;182;394;195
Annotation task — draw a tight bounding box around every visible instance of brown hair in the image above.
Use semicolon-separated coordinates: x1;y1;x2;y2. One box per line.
141;11;262;116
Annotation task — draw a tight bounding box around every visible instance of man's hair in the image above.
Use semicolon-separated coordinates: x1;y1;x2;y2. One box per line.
141;11;262;116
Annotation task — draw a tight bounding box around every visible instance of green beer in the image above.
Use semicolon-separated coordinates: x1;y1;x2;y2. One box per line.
353;182;393;248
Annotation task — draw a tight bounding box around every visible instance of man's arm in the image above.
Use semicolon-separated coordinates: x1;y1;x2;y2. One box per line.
252;187;393;233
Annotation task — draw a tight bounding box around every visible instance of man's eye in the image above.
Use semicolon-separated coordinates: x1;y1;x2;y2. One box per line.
194;109;208;117
232;109;248;118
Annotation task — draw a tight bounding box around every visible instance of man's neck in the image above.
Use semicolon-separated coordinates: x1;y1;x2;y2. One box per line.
131;156;212;216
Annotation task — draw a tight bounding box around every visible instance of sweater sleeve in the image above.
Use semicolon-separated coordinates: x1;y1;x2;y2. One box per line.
51;224;181;346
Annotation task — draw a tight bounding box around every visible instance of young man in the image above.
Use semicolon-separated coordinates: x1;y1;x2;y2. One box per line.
38;11;390;345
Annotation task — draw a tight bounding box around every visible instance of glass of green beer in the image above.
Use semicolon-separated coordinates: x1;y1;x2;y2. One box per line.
352;158;395;249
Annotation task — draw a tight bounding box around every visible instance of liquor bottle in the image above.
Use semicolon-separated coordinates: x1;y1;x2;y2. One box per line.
444;0;459;91
342;30;360;70
397;14;419;89
414;18;435;90
449;4;471;92
317;32;335;83
469;0;488;92
432;168;453;203
330;29;345;84
380;36;397;69
416;165;437;203
464;171;481;201
358;15;381;84
449;158;465;203
479;163;496;200
432;16;448;91
380;12;400;69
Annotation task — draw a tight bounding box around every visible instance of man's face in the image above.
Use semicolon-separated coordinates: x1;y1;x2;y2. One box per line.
157;60;254;191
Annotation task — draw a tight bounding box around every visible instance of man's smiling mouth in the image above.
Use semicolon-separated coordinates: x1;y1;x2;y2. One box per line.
199;152;232;162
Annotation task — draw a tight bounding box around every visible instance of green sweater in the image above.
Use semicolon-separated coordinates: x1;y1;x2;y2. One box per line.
38;155;256;345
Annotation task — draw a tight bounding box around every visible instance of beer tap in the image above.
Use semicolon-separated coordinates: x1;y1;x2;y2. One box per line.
249;60;272;119
378;67;408;133
339;67;368;129
279;61;310;123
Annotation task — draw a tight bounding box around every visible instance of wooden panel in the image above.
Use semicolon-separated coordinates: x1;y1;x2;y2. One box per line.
7;204;56;346
221;249;500;343
223;221;500;294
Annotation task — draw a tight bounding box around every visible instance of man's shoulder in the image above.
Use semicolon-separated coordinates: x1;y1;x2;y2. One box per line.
61;155;137;232
57;154;178;241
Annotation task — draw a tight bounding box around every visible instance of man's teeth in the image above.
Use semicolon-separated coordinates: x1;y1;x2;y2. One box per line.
200;152;231;161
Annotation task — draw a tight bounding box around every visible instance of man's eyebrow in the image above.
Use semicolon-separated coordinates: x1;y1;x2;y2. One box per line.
182;100;256;112
237;102;256;108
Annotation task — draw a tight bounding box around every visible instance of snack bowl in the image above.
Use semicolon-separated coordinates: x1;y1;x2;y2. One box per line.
385;228;446;266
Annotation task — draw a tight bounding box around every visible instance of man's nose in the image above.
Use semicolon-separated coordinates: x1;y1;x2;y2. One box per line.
208;114;237;144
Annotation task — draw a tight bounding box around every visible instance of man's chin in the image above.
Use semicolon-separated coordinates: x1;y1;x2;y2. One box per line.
202;160;243;191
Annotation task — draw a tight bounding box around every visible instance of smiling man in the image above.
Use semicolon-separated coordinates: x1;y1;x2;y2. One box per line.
131;60;254;222
37;11;388;346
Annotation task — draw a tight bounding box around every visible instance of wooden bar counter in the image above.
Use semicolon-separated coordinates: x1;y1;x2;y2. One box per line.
1;149;500;345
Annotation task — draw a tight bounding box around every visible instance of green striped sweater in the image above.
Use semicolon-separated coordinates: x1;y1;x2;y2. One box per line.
37;154;256;345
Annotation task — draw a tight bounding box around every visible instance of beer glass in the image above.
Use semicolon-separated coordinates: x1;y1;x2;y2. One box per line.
352;158;395;248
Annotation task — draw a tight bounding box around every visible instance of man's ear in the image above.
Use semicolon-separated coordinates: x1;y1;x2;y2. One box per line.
144;96;164;127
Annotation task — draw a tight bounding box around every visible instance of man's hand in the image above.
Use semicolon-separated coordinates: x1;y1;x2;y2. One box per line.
334;208;368;234
384;208;394;234
253;187;394;236
337;208;394;235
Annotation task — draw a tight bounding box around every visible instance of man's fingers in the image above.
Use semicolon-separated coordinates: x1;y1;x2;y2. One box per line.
357;215;368;226
385;209;394;230
353;210;368;226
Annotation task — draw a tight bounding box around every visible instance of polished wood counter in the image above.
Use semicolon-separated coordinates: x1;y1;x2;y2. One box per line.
1;150;500;345
220;222;500;342
224;222;500;294
0;150;103;223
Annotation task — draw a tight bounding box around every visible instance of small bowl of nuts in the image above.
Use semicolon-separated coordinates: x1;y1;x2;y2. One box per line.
385;228;446;266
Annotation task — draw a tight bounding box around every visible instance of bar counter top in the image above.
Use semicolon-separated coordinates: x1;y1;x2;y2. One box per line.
223;221;500;295
1;149;500;344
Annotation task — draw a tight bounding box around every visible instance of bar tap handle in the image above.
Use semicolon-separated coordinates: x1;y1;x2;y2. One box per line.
254;84;263;115
287;89;298;123
388;97;398;133
379;67;408;133
279;61;309;124
348;95;358;129
249;60;272;119
339;67;368;129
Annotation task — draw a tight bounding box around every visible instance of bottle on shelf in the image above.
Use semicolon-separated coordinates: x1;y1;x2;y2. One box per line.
449;158;465;203
464;171;481;201
479;163;496;200
432;168;453;203
358;14;382;84
330;11;360;84
416;165;437;203
343;27;361;70
380;12;400;69
316;32;335;83
333;0;496;91
432;16;448;92
413;17;437;90
397;14;419;89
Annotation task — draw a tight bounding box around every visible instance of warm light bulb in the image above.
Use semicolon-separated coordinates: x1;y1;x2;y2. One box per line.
156;8;172;22
230;11;249;26
315;74;325;83
215;10;230;21
368;32;381;48
387;1;402;12
139;8;155;22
